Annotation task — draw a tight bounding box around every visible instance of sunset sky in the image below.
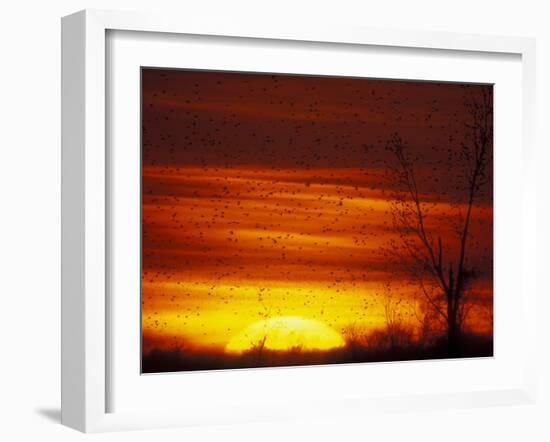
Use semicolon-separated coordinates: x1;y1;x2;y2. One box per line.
141;69;493;355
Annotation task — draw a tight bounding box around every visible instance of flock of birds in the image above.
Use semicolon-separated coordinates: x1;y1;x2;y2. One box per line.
140;69;493;347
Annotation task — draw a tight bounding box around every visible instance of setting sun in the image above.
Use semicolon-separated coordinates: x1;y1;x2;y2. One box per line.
225;316;345;353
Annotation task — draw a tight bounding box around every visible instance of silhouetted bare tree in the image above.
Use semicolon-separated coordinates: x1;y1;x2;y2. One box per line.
378;87;492;355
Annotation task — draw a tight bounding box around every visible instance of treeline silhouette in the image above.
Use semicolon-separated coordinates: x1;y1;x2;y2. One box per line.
142;328;492;373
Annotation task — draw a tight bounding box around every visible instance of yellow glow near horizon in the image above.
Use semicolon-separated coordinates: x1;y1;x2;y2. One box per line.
225;316;345;353
141;279;390;351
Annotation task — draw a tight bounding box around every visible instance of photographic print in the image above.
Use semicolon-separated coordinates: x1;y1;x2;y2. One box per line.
141;68;493;373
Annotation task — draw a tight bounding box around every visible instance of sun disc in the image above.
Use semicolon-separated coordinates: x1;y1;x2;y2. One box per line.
225;316;345;353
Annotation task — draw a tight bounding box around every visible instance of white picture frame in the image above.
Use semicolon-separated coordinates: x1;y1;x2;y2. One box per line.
61;9;537;433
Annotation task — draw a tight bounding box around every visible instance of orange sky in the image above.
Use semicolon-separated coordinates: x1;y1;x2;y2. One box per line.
141;69;493;353
142;165;493;351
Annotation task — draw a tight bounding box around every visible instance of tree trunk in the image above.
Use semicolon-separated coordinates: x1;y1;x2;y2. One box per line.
447;312;460;356
446;266;460;356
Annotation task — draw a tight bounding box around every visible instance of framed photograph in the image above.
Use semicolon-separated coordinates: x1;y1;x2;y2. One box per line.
61;9;537;432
